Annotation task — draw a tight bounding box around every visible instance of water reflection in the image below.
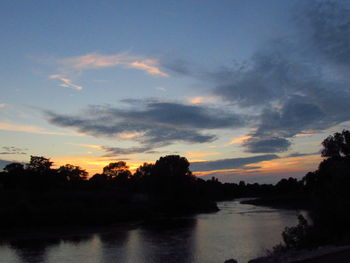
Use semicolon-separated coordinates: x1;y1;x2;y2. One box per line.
137;218;196;263
0;201;302;263
10;238;58;263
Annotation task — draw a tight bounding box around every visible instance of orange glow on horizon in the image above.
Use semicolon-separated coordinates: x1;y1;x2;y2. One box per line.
52;156;143;176
193;155;322;179
186;151;219;159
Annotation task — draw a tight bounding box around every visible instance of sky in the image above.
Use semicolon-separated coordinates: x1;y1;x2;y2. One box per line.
1;0;350;183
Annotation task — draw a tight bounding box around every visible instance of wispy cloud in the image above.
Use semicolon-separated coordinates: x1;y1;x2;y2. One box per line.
49;74;83;91
67;143;103;150
49;52;168;91
60;52;169;77
229;135;252;144
0;122;77;136
0;146;27;155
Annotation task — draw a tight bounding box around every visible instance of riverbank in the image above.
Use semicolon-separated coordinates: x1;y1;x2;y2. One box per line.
240;194;311;210
247;245;350;263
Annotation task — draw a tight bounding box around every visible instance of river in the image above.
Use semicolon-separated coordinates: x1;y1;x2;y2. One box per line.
0;200;303;263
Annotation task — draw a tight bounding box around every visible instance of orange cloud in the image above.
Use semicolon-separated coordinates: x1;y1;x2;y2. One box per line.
68;143;103;150
188;96;217;104
244;155;322;174
118;131;145;139
0;122;72;136
192;155;322;181
60;53;168;77
229;135;252;144
186;151;219;159
49;74;82;90
129;60;168;77
294;133;314;137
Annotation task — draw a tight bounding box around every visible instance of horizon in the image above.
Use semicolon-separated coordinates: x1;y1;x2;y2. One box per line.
1;0;350;183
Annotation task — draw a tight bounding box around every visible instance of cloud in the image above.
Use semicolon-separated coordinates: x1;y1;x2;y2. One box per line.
0;146;27;155
0;122;73;136
101;146;153;156
229;135;252;144
190;154;279;172
60;52;168;77
297;0;350;67
45;100;244;153
243;137;291;153
188;96;218;105
163;1;350;153
285;152;320;158
49;74;83;91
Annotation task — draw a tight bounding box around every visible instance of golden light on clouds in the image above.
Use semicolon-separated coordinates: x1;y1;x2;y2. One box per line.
60;52;168;77
0;122;70;136
188;96;217;105
295;133;314;137
118;131;145;139
192;155;322;181
244;155;322;174
49;74;83;90
69;143;103;150
186;151;219;160
129;60;169;77
229;135;252;144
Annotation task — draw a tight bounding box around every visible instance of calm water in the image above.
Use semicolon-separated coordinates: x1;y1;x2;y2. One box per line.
0;200;303;263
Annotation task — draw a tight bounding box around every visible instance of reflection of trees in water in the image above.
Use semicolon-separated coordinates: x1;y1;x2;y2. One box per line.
138;217;197;263
98;230;130;263
10;238;59;263
9;233;93;263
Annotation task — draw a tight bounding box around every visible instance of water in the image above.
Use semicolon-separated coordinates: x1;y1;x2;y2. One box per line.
0;200;303;263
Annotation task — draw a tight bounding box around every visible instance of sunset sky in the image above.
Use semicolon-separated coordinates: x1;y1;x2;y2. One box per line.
1;0;350;183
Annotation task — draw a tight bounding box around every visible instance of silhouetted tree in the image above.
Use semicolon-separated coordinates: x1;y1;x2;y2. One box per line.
103;161;131;181
321;130;350;158
4;162;24;174
153;155;192;178
26;156;53;174
134;163;154;180
57;164;88;182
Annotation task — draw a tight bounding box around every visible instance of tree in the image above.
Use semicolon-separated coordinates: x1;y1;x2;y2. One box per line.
134;163;154;180
153;155;192;178
4;163;24;174
321;130;350;158
103;161;131;181
26;156;53;174
57;164;88;182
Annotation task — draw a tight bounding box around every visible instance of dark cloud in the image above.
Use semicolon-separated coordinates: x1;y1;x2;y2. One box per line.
243;137;291;153
101;146;153;156
298;0;350;67
46;100;244;153
0;146;27;155
161;1;350;154
190;154;278;172
286;152;320;158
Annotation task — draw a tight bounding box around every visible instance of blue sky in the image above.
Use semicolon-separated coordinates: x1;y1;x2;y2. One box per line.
1;0;350;183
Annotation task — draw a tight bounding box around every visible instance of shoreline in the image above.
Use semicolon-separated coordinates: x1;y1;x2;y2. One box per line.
247;245;350;263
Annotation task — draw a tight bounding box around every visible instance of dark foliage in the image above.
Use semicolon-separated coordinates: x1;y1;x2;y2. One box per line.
280;130;350;250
